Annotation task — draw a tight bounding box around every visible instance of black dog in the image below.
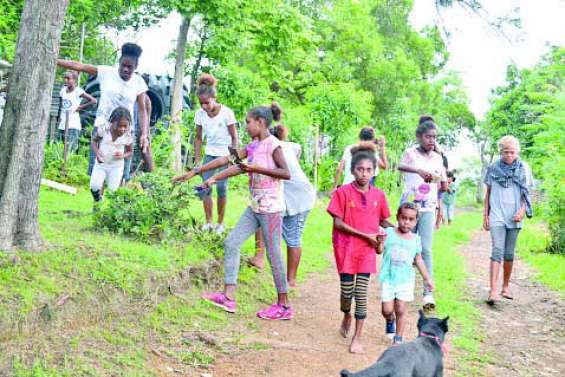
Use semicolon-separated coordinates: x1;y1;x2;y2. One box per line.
340;310;449;377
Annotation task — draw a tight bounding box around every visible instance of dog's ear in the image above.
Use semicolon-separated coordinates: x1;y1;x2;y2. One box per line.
417;309;426;330
440;316;449;332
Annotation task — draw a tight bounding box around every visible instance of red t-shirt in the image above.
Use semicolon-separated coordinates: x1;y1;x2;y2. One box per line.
327;183;391;274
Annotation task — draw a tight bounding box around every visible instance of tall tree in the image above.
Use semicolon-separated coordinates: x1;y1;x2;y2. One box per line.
170;16;191;172
0;0;69;251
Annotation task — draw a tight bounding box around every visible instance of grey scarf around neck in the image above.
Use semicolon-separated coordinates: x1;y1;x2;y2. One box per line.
488;158;533;218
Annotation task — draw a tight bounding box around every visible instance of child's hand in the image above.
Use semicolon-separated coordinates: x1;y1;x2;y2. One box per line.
417;169;434;183
238;162;256;173
366;234;382;249
96;152;105;163
171;170;196;185
512;208;525;222
483;215;490;231
425;279;434;292
202;177;217;189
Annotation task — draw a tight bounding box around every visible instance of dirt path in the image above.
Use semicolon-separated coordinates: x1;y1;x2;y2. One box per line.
209;259;457;377
460;230;565;377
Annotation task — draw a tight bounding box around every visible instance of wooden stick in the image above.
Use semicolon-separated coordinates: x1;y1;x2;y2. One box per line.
41;178;77;195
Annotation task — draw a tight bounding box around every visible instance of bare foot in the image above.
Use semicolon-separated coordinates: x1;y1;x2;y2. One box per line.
247;257;264;270
349;337;364;354
288;279;297;288
340;315;351;338
501;289;513;300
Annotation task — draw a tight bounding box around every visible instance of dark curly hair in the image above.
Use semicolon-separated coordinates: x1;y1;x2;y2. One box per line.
109;107;132;127
416;115;438;137
120;43;143;64
248;102;282;127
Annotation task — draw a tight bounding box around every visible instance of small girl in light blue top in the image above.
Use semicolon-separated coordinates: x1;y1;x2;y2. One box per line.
380;202;434;345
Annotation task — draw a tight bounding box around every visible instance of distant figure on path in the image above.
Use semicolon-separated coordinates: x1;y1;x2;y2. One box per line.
441;171;457;225
333;127;388;190
483;135;533;305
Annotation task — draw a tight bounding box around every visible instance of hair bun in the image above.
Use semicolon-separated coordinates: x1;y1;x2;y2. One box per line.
419;115;435;125
271;101;282;122
121;43;142;58
351;141;376;155
197;73;217;87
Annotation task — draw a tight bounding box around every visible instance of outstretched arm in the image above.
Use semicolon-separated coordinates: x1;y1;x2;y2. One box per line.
202;165;244;188
57;59;97;76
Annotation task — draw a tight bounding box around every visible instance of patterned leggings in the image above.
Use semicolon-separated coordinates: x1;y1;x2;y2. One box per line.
224;207;287;294
340;273;370;320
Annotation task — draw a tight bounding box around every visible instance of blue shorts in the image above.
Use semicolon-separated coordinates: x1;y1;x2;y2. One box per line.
198;154;228;199
282;211;309;248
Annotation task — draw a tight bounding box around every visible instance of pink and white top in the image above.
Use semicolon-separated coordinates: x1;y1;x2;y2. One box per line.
400;146;447;212
246;135;284;214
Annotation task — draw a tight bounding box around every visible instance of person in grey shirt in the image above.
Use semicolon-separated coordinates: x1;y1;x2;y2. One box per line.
248;124;316;287
483;135;533;305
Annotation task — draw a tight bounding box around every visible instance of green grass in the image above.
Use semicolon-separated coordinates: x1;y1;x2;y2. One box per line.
0;186;333;374
432;211;491;376
517;220;565;295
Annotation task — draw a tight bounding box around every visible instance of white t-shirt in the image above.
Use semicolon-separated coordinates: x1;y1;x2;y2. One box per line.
95;125;133;166
400;146;447;212
94;66;147;128
341;144;380;185
58;86;85;130
194;105;236;157
0;93;5;124
281;141;316;216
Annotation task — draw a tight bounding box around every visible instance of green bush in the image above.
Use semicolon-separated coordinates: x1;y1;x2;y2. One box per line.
42;142;89;186
94;171;198;242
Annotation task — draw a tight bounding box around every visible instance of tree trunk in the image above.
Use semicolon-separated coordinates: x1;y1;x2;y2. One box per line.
188;27;209;100
0;0;69;251
170;16;191;173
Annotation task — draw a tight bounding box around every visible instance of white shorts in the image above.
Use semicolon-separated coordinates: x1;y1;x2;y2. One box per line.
381;280;415;302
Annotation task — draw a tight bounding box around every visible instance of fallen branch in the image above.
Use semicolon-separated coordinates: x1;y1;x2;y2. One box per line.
41;178;77;195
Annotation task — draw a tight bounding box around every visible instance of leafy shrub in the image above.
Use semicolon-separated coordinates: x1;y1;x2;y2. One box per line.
42;142;89;186
94;170;198;242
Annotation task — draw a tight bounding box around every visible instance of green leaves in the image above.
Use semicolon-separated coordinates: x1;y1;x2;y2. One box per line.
94;170;197;242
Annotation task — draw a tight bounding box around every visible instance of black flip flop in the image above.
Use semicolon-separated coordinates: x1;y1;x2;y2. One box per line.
501;292;514;300
486;297;497;306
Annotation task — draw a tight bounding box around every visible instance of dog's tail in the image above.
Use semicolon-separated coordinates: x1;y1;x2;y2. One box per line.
340;369;353;377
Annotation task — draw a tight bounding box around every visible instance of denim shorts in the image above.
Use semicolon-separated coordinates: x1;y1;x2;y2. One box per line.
198;154;228;199
490;226;520;262
282;210;309;248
